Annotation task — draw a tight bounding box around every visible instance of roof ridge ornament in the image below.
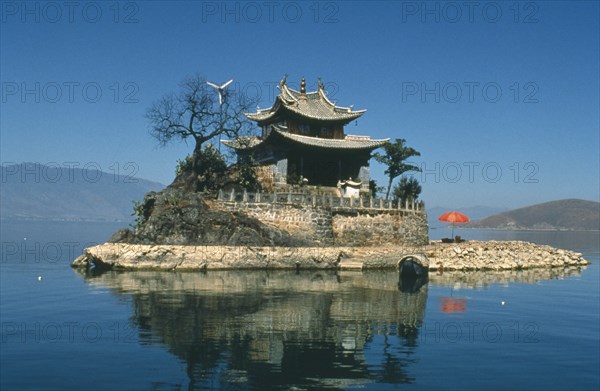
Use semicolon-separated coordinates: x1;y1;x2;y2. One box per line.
281;84;298;103
244;76;367;123
318;78;325;91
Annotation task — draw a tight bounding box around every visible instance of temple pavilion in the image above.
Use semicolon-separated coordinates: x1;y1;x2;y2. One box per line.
222;77;389;193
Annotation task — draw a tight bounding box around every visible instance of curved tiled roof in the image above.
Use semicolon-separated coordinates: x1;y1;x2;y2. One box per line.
273;130;388;150
222;130;389;151
245;84;366;123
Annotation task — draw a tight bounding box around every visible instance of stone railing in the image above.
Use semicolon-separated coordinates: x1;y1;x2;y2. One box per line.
217;189;425;213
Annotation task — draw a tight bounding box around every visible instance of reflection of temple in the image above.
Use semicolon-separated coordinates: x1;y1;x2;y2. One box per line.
223;77;389;190
83;271;428;389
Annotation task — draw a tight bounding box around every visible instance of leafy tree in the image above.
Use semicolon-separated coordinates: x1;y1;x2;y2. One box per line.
237;154;259;190
373;139;421;200
369;179;384;198
146;74;256;190
175;155;193;177
393;176;422;204
192;144;228;192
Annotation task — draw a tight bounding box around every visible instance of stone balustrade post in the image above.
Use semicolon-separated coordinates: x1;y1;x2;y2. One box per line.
229;189;235;202
243;189;248;202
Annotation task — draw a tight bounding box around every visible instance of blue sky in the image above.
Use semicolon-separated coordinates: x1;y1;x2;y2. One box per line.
1;1;599;209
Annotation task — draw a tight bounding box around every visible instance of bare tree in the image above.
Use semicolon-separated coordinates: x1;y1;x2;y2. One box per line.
146;74;257;189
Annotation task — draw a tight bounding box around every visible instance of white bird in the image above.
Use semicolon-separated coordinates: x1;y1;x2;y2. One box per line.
206;79;233;106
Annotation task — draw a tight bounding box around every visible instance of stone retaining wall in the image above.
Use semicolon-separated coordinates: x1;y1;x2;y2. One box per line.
332;210;429;246
216;202;334;244
212;201;429;246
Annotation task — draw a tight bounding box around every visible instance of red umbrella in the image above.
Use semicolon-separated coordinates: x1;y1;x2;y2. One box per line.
438;211;470;238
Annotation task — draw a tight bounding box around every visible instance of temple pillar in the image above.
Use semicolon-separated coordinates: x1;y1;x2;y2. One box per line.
275;159;287;184
358;165;370;191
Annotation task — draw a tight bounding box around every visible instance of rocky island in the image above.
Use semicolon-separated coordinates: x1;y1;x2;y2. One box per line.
72;75;590;273
72;239;589;272
71;182;589;273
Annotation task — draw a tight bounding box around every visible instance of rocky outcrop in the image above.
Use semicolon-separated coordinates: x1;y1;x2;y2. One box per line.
107;169;429;248
72;240;589;271
113;188;307;247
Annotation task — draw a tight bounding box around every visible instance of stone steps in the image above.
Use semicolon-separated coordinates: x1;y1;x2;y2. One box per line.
339;261;364;270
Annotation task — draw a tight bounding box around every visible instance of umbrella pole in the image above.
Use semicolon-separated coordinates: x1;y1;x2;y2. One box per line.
451;224;455;239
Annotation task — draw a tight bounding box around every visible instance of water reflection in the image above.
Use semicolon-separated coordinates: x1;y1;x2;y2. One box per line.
78;270;426;389
76;266;586;390
429;266;587;290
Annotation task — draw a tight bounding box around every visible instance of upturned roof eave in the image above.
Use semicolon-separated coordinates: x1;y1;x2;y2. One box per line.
244;86;367;124
245;101;366;124
222;130;389;152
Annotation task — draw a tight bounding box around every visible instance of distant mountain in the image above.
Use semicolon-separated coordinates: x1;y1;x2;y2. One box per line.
467;199;600;231
427;205;508;229
1;163;165;222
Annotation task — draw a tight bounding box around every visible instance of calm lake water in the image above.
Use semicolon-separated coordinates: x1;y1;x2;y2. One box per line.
1;221;599;391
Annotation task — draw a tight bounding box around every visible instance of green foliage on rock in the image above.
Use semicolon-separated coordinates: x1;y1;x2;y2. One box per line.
131;199;145;231
118;187;306;247
172;144;228;193
131;193;157;232
194;144;228;192
175;155;193;177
